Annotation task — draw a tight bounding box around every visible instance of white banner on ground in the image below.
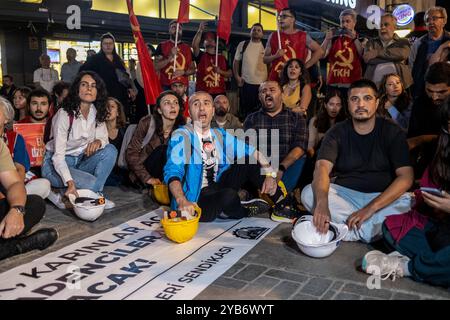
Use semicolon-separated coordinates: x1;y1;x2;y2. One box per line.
0;209;278;300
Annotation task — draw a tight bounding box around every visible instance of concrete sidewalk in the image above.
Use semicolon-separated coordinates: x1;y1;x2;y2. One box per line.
1;186;449;300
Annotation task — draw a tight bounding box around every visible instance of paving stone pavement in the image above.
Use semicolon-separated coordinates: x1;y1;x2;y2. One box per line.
1;186;449;300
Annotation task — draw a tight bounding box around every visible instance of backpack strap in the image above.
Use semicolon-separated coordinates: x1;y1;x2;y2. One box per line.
238;40;250;77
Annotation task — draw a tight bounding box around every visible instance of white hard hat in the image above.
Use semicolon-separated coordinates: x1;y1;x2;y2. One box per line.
291;215;348;258
68;189;106;222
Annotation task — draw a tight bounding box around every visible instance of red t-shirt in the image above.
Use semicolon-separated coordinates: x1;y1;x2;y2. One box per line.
268;31;308;82
17;116;32;124
195;51;227;95
327;36;362;85
156;40;193;87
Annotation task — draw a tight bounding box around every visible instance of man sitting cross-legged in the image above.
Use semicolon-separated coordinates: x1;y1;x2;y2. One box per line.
301;79;414;243
164;91;286;222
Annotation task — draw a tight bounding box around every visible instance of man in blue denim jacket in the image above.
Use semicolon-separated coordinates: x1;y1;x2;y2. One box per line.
164;91;285;222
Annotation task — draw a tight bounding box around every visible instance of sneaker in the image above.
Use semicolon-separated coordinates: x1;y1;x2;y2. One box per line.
271;195;303;223
104;198;116;210
16;228;59;254
242;198;271;217
362;250;408;281
47;190;66;210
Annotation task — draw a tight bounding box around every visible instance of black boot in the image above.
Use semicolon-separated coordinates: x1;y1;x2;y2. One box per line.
0;228;58;261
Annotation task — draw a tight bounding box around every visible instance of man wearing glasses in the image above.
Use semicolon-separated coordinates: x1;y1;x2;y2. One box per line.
410;6;450;98
263;7;323;82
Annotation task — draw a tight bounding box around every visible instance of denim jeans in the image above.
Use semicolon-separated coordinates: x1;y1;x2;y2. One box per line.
382;222;450;287
301;183;412;243
42;144;117;192
281;156;306;193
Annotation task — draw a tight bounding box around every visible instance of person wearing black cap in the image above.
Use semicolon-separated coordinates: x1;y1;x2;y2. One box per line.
80;32;137;120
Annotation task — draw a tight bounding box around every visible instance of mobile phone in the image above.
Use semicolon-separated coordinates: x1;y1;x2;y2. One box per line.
420;187;444;197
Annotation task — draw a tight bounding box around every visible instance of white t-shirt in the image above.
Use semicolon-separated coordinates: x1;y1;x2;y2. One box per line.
33;67;59;93
234;40;267;85
199;132;219;189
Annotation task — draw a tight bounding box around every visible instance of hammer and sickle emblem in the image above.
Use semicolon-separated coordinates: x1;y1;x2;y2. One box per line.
273;45;297;75
165;49;187;79
332;46;354;70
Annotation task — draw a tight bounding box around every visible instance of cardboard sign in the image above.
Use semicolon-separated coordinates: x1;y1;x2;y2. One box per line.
13;123;46;167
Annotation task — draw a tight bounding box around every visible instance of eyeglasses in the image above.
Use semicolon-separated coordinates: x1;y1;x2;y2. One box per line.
425;16;445;23
278;14;293;19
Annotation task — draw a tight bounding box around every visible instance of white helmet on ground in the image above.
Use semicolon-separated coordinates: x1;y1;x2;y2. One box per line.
68;189;106;222
291;215;348;258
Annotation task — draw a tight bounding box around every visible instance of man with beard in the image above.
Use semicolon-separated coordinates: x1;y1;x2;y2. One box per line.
192;22;232;99
301;79;414;243
211;95;242;130
244;81;308;223
233;23;267;120
170;76;190;120
408;61;450;177
164;91;286;222
155;20;196;90
17;89;50;124
0;75;16;103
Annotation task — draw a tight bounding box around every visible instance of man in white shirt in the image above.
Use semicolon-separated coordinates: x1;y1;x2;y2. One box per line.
33;54;59;93
233;23;267;120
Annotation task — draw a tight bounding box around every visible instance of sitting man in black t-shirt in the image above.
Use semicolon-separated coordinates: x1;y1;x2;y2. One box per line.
301;79;414;243
407;62;450;178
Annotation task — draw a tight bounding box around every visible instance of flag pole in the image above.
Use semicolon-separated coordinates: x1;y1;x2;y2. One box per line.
215;34;219;87
173;22;180;74
276;11;282;51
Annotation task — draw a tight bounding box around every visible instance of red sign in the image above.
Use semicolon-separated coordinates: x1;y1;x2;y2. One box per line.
13;123;46;167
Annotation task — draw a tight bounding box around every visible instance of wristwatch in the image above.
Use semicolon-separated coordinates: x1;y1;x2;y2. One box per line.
265;171;277;179
11;205;26;215
279;164;287;172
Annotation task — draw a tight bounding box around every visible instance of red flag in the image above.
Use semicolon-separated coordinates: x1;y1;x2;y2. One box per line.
177;0;190;24
274;0;289;12
126;0;162;105
217;0;238;44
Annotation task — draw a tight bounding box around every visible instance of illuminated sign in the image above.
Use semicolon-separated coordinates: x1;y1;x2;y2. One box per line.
393;4;415;26
324;0;357;9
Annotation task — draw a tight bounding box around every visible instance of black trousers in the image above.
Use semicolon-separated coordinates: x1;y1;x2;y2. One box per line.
239;82;261;121
0;195;46;238
197;164;269;222
144;144;168;182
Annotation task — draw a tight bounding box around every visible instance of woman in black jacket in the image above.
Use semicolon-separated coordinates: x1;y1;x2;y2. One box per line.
80;33;136;120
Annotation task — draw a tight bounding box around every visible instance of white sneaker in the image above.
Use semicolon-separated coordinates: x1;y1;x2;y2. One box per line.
362;250;408;281
104;198;116;210
47;190;66;210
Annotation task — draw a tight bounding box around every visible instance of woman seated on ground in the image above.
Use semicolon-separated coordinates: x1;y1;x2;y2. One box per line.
126;90;185;194
0;97;50;199
12;87;31;122
105;97;128;186
362;103;450;288
280;58;312;115
377;73;412;131
307;88;346;158
42;71;117;210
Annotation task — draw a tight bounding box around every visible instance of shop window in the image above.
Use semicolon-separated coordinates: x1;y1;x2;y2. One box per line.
248;4;277;31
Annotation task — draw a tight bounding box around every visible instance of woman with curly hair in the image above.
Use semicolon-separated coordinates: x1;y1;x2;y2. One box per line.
42;71;117;210
280;58;312;115
377;73;412;131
